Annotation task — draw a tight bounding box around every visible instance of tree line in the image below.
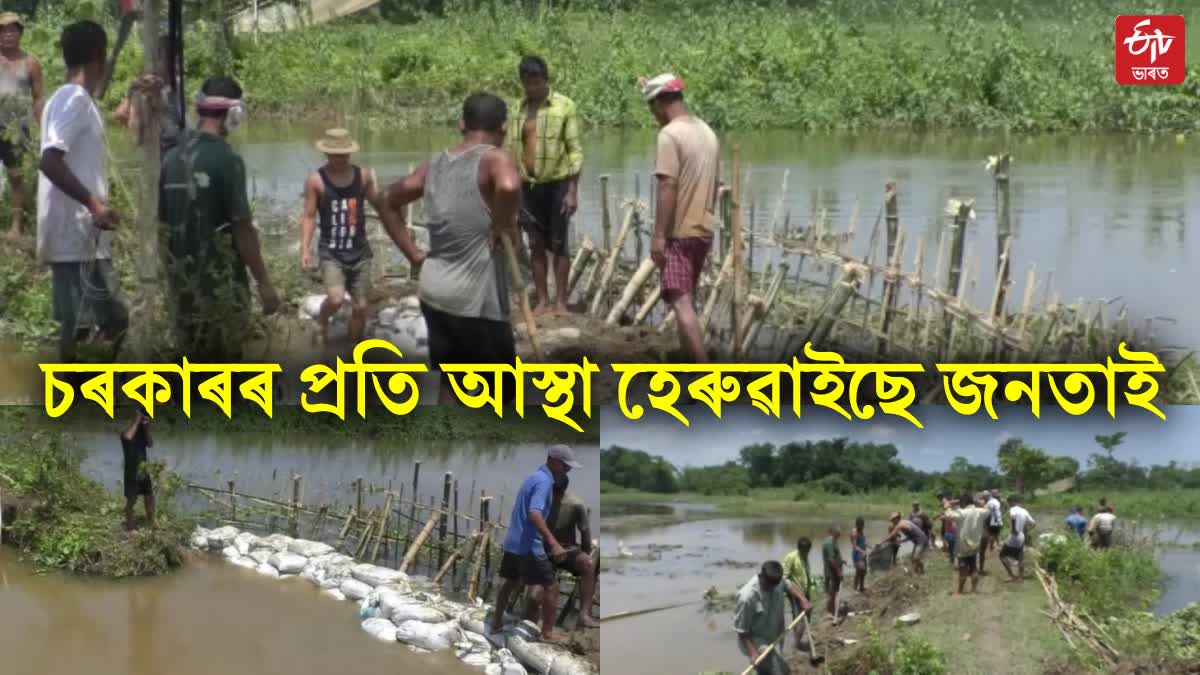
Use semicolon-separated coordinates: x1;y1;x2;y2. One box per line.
601;432;1200;497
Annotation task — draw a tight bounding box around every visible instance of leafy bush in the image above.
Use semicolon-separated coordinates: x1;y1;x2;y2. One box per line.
895;634;947;675
1038;536;1162;618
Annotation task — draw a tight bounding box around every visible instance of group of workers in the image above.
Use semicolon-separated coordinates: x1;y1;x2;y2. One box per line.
733;491;1120;674
1;10;721;373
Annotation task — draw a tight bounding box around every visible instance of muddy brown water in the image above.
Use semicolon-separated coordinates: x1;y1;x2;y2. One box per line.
0;550;478;675
600;507;1200;675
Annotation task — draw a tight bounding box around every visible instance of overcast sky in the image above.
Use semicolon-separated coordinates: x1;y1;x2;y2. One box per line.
600;406;1199;471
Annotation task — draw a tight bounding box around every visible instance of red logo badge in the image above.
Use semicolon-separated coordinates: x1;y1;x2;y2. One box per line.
1115;15;1185;85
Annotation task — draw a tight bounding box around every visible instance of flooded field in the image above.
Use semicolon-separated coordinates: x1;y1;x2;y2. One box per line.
600;506;1200;675
227;124;1200;347
0;550;477;675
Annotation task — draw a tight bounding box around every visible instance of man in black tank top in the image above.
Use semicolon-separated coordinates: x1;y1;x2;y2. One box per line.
300;128;424;348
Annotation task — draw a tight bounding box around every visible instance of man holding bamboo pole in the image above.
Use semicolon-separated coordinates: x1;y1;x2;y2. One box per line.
387;93;521;405
734;560;811;675
491;445;582;642
641;73;719;362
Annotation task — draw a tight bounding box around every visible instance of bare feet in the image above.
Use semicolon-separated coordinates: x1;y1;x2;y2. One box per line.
579;615;599;628
539;631;569;644
532;303;553;317
552;303;569;317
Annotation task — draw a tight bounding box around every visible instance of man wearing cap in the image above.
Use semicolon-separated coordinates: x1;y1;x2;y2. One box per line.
1;11;42;238
536;473;598;628
160;76;280;361
38;20;127;363
641;73;719;363
506;56;582;317
300;128;424;348
492;445;580;642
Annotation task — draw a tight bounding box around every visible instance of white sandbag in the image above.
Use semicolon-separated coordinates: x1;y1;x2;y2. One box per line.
189;533;208;550
206;526;239;549
491;651;529;675
321;588;347;601
234;532;259;556
340;578;373;601
269;552;309;575
460;651;494;667
260;533;295;553
548;652;596;675
394;619;461;652
288;539;334;558
351;563;407;587
255;563;280;578
222;545;240;560
361;618;398;642
320;575;343;590
231;556;259;570
389;603;448;624
509;634;595;675
249;550;273;566
301;565;327;587
463;630;491;650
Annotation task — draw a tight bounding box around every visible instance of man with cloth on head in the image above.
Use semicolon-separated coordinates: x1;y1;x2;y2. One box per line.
492;445;582;643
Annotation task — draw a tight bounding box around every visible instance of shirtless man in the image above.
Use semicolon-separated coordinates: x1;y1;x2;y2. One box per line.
0;12;44;237
884;511;928;575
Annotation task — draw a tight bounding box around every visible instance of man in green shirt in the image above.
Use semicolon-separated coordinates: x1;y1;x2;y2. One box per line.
821;526;845;618
543;474;597;628
159;76;279;361
506;55;582;317
779;537;814;648
734;560;809;675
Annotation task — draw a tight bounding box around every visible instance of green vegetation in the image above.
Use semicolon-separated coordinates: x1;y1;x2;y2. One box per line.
0;416;192;577
11;0;1200;132
1039;536;1163;618
600;431;1200;519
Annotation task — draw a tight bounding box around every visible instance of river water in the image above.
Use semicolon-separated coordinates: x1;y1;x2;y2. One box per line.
600;505;1200;675
0;550;477;675
225;124;1198;347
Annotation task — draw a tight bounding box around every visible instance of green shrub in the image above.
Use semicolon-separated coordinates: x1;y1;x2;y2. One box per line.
895;634;947;675
1038;536;1162;618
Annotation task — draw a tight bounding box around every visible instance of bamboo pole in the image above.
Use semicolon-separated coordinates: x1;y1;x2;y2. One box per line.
945;199;974;298
741;263;789;356
355;507;378;559
804;263;866;347
701;249;735;333
401;512;439;573
228;480;237;522
434;535;474;585
355;477;364;518
989;236;1014;359
500;234;544;360
634;286;662;325
468;525;493;600
606;258;657;325
878;227;906;356
589;203;639;316
988;154;1013;318
769;169;790;242
566;236;596;300
371;492;393;563
438;472;452;570
289;475;302;537
599;175;612;251
730;145;745;358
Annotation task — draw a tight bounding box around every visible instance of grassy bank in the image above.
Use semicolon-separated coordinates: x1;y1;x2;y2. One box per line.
14;0;1200;132
0;422;192;577
601;486;1200;521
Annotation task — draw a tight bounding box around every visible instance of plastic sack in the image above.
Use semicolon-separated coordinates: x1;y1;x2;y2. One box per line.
206;526;239;549
249;550;273;566
460;651;494;668
394;619;461;652
321;588;347;601
255;563;280;578
234;532;259;556
288;539;335;558
389;603;448;624
361;617;398;642
269;552;309;575
231;556;258;570
351;563;407;588
222;545;240;560
340;578;373;601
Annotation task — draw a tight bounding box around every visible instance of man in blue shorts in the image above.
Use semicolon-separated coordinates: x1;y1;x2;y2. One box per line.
491;445;582;642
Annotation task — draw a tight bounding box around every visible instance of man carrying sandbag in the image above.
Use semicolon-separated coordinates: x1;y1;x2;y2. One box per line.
492;445;582;642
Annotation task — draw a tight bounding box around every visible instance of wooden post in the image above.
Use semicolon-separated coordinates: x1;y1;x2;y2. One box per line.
878;228;906;356
355;477;364;519
438;472;452;571
606;258;657;325
481;494;493;596
227;480;237;522
129;0;164;360
290;475;302;537
600;175;612;252
988;154;1013;320
769;169;790;242
588;204;638;315
468;526;492;600
408;461;421;545
401;511;439;573
634;173;644;262
741;263;788;356
634;286;662;325
885;180;900;270
804;263;866;348
945;199;973;299
566;236;596;299
371;492;393;563
748;198;756;290
730;145;745;358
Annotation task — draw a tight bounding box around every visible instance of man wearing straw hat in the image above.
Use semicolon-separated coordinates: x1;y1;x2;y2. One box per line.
640;73;719;363
300;128;423;348
160;76;280;361
0;11;43;238
386;92;522;404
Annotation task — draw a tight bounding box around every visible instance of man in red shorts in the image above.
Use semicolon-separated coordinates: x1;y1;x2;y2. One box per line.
642;73;720;363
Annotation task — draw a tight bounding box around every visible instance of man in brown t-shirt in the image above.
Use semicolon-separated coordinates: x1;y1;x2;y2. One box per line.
528;474;598;628
642;73;719;362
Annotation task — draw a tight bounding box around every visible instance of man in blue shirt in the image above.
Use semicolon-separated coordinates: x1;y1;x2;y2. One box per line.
1065;506;1087;539
491;444;581;641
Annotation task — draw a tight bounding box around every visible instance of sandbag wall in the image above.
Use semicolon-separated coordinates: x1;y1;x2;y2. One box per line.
192;525;596;675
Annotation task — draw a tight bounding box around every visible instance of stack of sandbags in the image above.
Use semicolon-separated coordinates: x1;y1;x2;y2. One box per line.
367;296;429;361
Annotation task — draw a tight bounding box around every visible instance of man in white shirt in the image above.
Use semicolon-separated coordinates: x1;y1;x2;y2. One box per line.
37;20;126;362
981;489;1003;574
1087;504;1117;549
999;494;1035;582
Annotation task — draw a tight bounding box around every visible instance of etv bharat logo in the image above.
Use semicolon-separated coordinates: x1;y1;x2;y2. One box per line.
1115;15;1185;85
